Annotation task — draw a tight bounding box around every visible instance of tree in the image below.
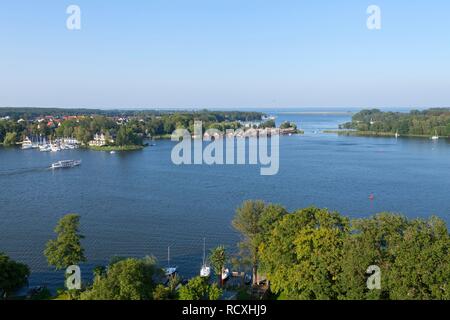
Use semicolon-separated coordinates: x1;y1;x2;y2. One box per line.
153;274;181;300
260;119;276;128
338;214;450;300
116;126;142;146
259;207;350;299
209;246;227;287
387;216;450;299
44;214;86;270
280;121;297;130
232;200;287;285
178;276;222;300
153;284;171;300
3;132;17;146
337;213;406;300
0;253;30;299
80;257;159;300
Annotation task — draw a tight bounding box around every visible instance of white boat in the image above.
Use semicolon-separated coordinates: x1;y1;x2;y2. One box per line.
51;144;61;152
110;151;116;154
164;246;178;277
39;144;51;152
395;131;399;139
221;268;230;281
51;160;81;169
21;137;33;150
200;238;211;278
431;130;439;140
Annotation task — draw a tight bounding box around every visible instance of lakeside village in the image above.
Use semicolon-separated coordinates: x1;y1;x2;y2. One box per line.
0;111;300;153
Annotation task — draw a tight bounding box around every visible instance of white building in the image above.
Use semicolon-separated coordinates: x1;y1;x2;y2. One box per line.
89;133;112;147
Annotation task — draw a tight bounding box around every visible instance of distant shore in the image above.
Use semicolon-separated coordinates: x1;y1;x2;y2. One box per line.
323;130;449;139
88;145;145;151
278;111;354;116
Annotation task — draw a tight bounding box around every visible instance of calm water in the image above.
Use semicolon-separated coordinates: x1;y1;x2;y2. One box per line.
1;111;450;290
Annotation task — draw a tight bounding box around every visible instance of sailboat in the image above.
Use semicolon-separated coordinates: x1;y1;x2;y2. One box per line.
200;238;211;278
395;130;399;139
431;130;439;140
164;246;178;277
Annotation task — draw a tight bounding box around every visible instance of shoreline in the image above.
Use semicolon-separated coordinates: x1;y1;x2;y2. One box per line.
323;130;449;139
87;145;145;151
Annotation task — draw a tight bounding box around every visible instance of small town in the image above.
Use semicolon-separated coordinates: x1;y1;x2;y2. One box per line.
0;109;300;153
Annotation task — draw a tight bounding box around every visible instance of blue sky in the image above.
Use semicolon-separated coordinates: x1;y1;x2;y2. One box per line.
0;0;449;109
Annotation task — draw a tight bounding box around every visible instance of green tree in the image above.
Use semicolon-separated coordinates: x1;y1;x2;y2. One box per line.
44;214;86;270
116;126;142;146
209;246;227;287
178;276;222;300
3;132;17;146
338;213;450;300
0;253;30;299
280;121;297;130
232;200;287;285
260;119;276;128
259;207;350;299
153;274;181;300
153;284;171;300
387;216;450;299
80;257;159;300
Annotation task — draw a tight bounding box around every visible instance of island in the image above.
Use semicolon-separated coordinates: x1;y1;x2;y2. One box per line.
327;108;450;138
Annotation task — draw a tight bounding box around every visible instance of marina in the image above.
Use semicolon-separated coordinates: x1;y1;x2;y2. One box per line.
20;136;80;152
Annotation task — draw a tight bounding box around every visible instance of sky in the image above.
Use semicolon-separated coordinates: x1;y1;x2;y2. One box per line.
0;0;449;109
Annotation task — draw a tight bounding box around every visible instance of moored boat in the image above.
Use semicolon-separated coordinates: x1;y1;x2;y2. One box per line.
39;144;51;152
221;268;230;281
200;238;211;278
431;130;439;140
21;137;33;150
164;246;178;277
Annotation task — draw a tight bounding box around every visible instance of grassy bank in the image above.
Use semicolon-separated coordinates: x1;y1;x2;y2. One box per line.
88;145;145;151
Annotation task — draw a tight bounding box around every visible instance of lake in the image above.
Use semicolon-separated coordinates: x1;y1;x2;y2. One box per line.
1;110;450;291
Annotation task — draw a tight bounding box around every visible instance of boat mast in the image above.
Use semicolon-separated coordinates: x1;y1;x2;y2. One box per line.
202;238;206;266
167;246;170;268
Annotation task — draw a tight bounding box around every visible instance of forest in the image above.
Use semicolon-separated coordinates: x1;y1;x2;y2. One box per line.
340;108;450;137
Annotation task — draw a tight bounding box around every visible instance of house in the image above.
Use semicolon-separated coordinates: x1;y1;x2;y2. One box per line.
89;133;113;147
